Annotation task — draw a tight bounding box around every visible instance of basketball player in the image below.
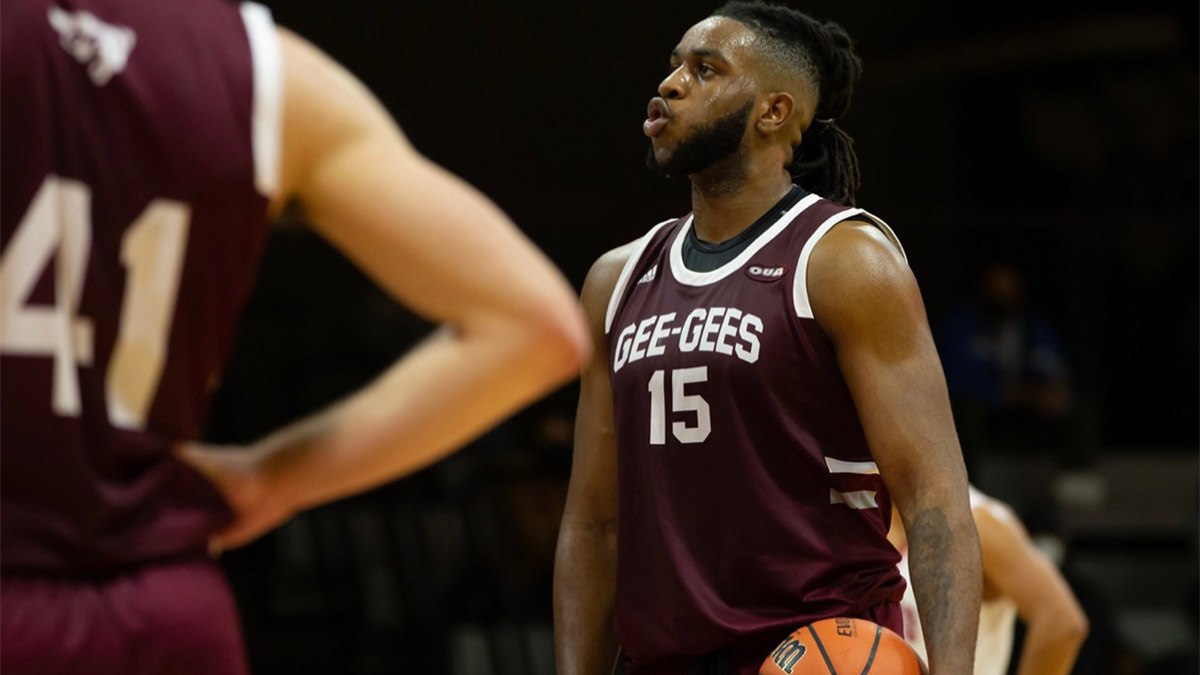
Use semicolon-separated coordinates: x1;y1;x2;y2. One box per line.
1;0;589;672
554;3;982;674
892;489;1089;675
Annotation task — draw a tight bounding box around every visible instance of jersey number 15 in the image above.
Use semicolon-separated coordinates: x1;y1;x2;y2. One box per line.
647;366;711;444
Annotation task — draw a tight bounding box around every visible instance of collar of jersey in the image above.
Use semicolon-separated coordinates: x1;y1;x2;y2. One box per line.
669;192;821;286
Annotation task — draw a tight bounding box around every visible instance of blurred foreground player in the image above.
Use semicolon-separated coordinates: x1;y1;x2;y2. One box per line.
554;2;981;674
891;488;1088;675
1;0;589;673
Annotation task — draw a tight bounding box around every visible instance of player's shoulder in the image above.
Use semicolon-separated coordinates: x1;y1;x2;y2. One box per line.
804;208;917;322
581;240;642;325
581;217;679;328
969;487;1022;531
582;218;677;305
812;217;905;274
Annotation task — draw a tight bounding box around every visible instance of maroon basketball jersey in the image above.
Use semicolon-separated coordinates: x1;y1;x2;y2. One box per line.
606;194;908;669
1;0;281;574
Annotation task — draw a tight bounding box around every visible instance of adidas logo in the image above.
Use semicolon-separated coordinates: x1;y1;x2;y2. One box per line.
48;7;136;86
636;265;658;285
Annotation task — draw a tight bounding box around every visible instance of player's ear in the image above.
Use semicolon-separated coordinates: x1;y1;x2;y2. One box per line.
755;91;795;135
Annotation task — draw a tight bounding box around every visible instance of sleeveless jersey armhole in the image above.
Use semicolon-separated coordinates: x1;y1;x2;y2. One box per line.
239;2;282;200
604;218;676;334
860;209;907;261
791;208;908;320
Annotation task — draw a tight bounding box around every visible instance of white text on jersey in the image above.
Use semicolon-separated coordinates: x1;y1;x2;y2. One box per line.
612;307;763;373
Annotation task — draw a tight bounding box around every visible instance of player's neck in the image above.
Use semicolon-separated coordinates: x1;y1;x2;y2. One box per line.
688;158;793;244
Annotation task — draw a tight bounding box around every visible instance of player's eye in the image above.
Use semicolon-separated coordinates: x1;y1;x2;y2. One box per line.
696;63;715;78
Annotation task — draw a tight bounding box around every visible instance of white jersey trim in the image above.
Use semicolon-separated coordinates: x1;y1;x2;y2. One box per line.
604;219;677;335
825;457;880;475
240;3;282;200
792;208;908;320
667;193;821;287
861;209;908;261
829;489;878;510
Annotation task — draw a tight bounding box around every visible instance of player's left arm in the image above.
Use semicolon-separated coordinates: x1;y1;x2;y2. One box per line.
808;221;982;675
976;500;1088;675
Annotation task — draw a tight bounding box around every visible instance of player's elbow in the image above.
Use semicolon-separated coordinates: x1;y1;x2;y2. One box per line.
517;299;592;384
1058;603;1090;647
1048;612;1089;657
1055;589;1090;645
562;504;619;539
558;511;619;561
1031;599;1090;650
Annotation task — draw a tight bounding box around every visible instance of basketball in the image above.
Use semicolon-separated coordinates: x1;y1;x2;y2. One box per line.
760;618;927;675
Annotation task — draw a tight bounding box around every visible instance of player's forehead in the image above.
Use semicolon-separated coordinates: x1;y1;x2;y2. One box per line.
670;16;759;66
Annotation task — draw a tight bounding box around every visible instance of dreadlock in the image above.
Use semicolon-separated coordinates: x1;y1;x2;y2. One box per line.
711;1;864;205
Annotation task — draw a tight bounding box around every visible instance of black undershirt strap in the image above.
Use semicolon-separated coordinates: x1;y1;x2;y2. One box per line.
681;185;806;273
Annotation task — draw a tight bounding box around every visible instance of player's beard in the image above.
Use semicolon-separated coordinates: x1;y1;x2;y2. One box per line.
645;98;755;179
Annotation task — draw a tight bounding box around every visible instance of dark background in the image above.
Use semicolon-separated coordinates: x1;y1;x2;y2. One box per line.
204;1;1199;673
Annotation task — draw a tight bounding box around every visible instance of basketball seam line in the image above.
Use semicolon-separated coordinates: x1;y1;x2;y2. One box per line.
806;625;839;675
858;625;882;675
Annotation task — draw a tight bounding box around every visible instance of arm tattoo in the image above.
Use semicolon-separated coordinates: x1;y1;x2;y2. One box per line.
908;506;955;630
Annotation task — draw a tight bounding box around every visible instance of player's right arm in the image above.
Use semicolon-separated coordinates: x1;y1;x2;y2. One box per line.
554;244;636;675
181;28;590;548
976;500;1088;675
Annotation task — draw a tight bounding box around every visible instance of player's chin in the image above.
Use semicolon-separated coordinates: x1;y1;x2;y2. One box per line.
653;143;674;164
645;142;675;173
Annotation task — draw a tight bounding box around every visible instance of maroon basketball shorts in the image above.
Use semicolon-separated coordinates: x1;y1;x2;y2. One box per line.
1;557;249;675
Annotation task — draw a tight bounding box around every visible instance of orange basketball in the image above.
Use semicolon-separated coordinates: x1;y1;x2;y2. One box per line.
760;617;927;675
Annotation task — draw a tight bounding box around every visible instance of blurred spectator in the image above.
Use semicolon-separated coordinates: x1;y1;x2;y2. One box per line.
937;262;1074;459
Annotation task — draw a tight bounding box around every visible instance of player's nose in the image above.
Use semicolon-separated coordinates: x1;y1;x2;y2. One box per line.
657;65;686;100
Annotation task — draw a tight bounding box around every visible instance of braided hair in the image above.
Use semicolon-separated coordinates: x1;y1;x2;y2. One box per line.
712;1;864;205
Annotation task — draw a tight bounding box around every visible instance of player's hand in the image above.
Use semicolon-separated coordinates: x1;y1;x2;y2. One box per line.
174;442;295;554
